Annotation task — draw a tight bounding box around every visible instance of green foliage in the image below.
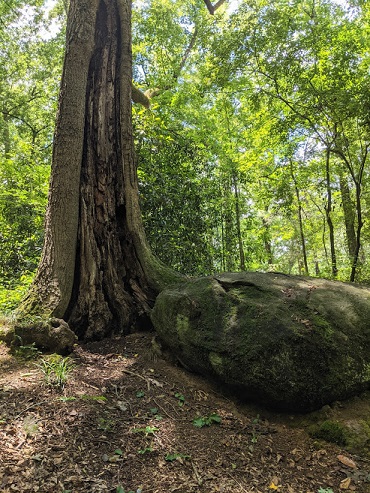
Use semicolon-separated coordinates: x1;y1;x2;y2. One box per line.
82;395;107;402
308;420;347;446
192;413;222;428
36;354;75;389
249;413;260;447
116;487;140;493
149;407;163;420
132;425;159;436
97;417;115;432
137;446;153;455
2;0;370;293
174;392;185;406
136;122;220;275
318;488;334;493
13;340;41;360
0;0;64;286
165;452;190;462
0;272;34;313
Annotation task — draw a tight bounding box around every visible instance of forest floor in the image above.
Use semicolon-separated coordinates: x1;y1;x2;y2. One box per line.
0;332;370;493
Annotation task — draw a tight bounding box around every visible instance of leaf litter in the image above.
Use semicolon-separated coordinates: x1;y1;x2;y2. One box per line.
0;332;369;493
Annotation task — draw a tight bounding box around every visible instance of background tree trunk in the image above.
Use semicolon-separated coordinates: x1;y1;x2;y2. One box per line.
324;148;338;277
290;161;309;276
231;170;246;271
19;0;177;343
339;173;356;262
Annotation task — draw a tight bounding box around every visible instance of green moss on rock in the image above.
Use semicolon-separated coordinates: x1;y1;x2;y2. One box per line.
13;315;77;354
151;272;370;412
308;420;348;446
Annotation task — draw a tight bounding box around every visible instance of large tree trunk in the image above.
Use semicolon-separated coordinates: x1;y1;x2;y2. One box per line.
17;0;176;348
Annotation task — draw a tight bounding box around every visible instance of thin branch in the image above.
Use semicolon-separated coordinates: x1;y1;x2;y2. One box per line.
131;84;150;108
203;0;227;14
1;110;38;134
134;26;199;106
177;27;198;76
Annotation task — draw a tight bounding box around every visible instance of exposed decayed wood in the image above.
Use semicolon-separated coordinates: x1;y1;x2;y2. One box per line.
20;0;176;343
66;0;159;339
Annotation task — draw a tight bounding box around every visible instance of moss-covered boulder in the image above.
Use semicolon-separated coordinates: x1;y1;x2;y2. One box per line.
13;317;77;354
151;272;370;411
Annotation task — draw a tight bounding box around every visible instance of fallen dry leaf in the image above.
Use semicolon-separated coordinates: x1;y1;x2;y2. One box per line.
337;455;357;469
340;477;351;489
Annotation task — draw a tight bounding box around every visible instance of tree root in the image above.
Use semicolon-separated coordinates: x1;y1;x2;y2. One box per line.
12;316;77;354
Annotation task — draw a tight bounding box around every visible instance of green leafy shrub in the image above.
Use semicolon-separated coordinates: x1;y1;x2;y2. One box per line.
192;413;222;428
14;340;41;360
0;272;34;313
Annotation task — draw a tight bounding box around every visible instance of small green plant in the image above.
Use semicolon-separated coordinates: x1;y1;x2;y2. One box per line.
132;425;158;436
36;354;75;389
138;446;153;454
174;392;185;406
136;390;145;398
58;396;77;402
116;486;142;493
97;417;115;432
102;449;124;463
82;395;107;403
192;413;222;428
149;407;163;420
165;452;190;462
318;488;334;493
250;414;260;447
13;337;41;360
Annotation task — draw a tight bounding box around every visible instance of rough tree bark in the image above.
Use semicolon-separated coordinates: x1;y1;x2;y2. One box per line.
231;170;246;271
339;172;356;262
332;146;367;282
289;160;309;276
324;147;338;278
16;0;177;349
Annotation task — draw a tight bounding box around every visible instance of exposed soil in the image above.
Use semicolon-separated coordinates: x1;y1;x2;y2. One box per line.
0;332;369;493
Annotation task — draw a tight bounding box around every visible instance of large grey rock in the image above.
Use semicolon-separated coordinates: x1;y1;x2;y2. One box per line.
13;317;77;354
151;272;370;411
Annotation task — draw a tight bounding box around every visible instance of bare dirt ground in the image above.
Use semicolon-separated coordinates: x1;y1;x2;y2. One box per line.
0;332;369;493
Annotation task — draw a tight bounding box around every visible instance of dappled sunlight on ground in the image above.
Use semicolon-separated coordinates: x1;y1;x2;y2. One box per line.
0;334;369;492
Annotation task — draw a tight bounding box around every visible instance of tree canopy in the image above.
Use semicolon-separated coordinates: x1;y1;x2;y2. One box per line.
1;0;370;317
